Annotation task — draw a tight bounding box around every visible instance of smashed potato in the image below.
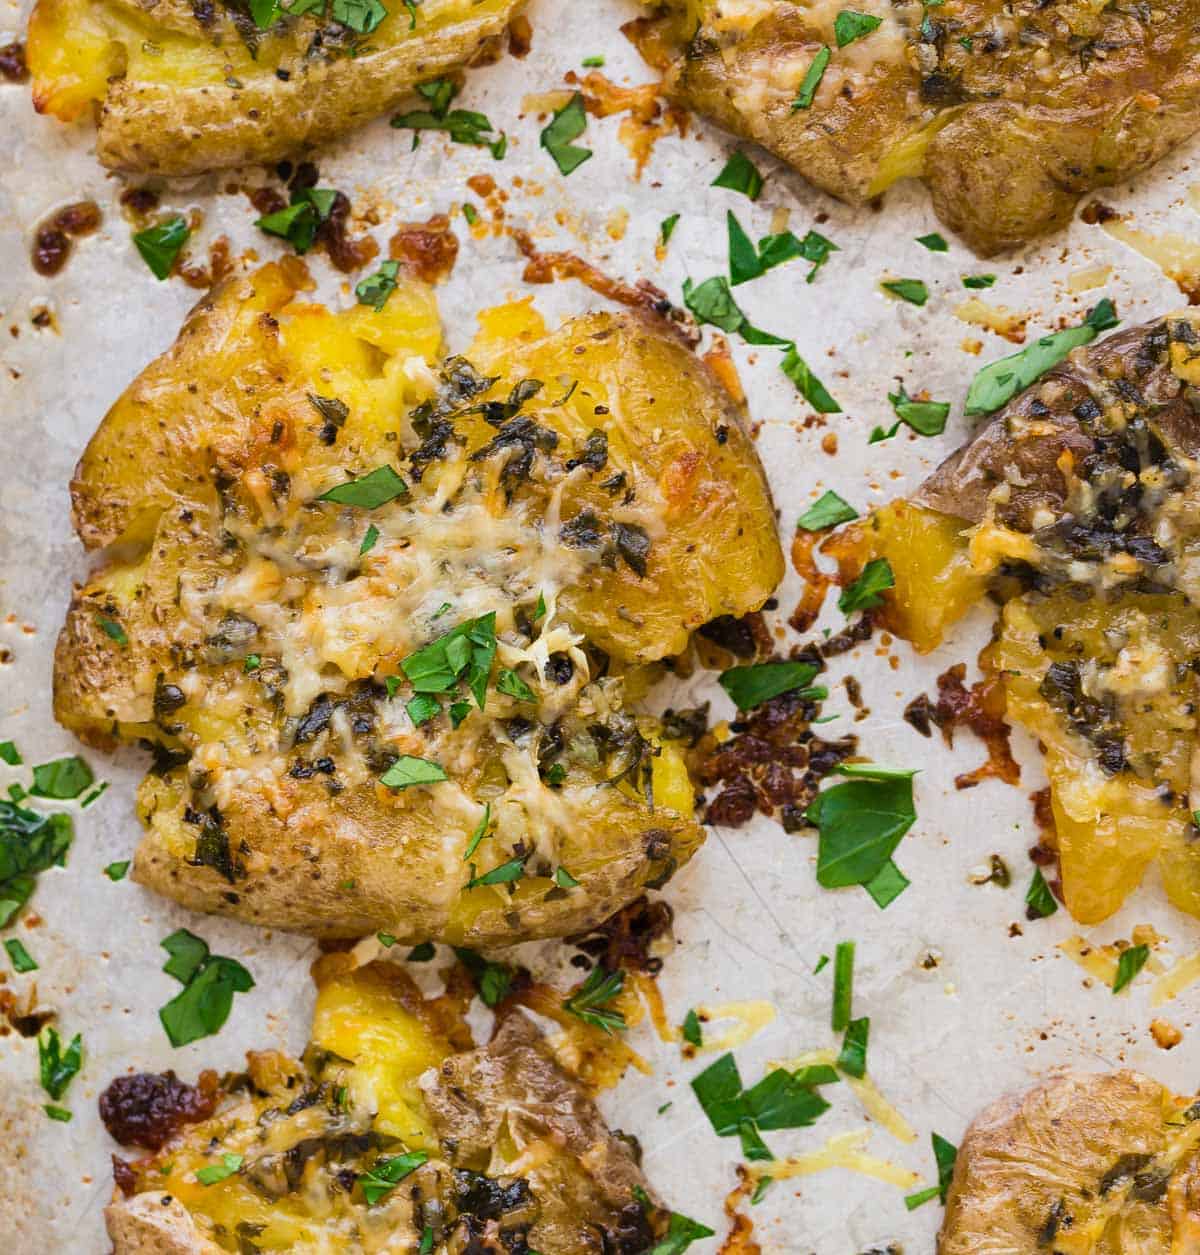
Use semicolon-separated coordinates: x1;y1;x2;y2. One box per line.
940;1070;1200;1253
643;0;1200;254
102;961;673;1254
53;261;783;943
26;0;520;174
864;312;1200;923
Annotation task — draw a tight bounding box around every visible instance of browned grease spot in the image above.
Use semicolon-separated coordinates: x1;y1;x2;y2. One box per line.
0;41;29;83
511;228;690;334
32;201;102;277
507;12;532;57
317;191;378;274
923;662;1020;790
566;69;688;177
0;985;54;1038
719;1167;763;1254
119;185;161;223
1150;1018;1182;1049
179;235;234;290
388;213;459;285
467;173;496;198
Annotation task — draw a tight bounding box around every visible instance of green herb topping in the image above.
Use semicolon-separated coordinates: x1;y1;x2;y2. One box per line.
133;216;190;280
541;92;592;175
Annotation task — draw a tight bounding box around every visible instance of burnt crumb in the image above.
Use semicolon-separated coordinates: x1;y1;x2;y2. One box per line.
569;895;675;975
99;1070;220;1150
1080;200;1118;225
697;611;771;660
0;41;29;83
903;692;934;736
112;1155;139;1197
919;663;1020;790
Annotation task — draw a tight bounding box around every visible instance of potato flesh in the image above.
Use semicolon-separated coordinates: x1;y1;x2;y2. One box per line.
652;0;1200;252
54;263;781;942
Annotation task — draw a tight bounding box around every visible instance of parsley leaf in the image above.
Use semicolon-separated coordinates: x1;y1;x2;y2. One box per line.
196;1153;244;1186
453;947;513;1006
797;490;857;531
806;772;916;890
466;855;526;888
44;1104;72;1122
659;213;680;247
0;742;21;766
965;298;1119;415
496;668;536;702
864;859;910;908
711;149;763;200
355;259;401;312
916;232;948;252
781;344;841;413
834;9;881;45
463;804;492;861
406;694;440;726
838;557;894;613
133;216;190;280
96;614;128;645
832;939;854;1031
400;612;497;709
5;937;37;972
317;464;407;508
256;187;337;255
30;756;93;801
881;278;929;306
563;967;626;1034
962;273;996;289
360;523;380;555
104;860;130;881
330;0;387;33
1025;867;1059;919
888;386;950;436
648;1207;715;1254
719;660;820;711
541;92;592;175
797;229;839;282
1113;944;1150;994
905;1132;957;1209
793;46;830;109
38;1027;83;1100
380;756;447;790
682;1009;702;1047
836;1016;869;1077
249;0;280;27
393;82;506;155
158;930;254;1047
727;212;807;286
359;1151;428;1205
553;865;580;888
0;799;73;928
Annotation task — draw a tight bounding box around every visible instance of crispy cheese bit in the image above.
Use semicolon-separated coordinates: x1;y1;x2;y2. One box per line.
1059;931;1166;988
1103;220;1200;303
747;1128;922;1189
770;1049;916;1144
953;298;1028;344
691;1001;777;1053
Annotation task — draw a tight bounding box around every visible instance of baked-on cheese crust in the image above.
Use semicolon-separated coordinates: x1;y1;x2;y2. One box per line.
940;1070;1200;1253
103;961;667;1254
644;0;1200;255
53;261;784;943
26;0;520;174
852;313;1200;925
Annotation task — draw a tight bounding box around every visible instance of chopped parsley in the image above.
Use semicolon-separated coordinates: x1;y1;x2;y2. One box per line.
359;523;380;555
44;1104;72;1122
711;150;763;200
793;46;830;109
553;865;580;888
249;0;280;27
719;660;820;711
965;298;1118;415
104;860;130;881
196;1153;244;1186
582;54;604;67
864;859;910;908
330;0;387;33
797;490;857;531
888;386;950;437
916;232;948;252
0;743;21;766
496;668;536;702
465;854;526;888
881;278;929;306
834;9;881;45
38;1026;83;1101
133;216;190;280
563;966;626;1034
806;765;917;895
0;799;73;927
797;229;839;282
831;940;854;1031
359;1151;429;1205
158;929;254;1048
5;937;37;972
96;614;129;645
453;947;513;1006
399;612;497;710
905;1132;958;1210
659;213;680;247
392;78;505;156
405;694;441;726
681;1008;703;1048
256;187;337;254
380;756;447;790
836;1015;869;1077
962;273;996;289
462;202;478;225
540;91;592;175
355;259;401;312
1113;944;1150;994
691;1052;832;1161
30;756;93;801
318;463;407;507
782;345;842;413
727;212;808;286
463;804;492;860
838;557;895;613
1025;867;1059;919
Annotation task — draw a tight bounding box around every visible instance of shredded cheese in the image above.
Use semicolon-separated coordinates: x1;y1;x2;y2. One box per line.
747;1128;922;1189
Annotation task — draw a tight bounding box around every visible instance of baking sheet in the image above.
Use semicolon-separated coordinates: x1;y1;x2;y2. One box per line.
4;1;1200;1249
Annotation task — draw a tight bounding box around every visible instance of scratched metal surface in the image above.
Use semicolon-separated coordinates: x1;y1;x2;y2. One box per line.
3;0;1200;1250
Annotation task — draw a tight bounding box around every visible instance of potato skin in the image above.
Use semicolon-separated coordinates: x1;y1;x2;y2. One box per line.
939;1070;1199;1252
54;263;781;944
653;0;1200;253
106;1194;221;1255
27;0;519;174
